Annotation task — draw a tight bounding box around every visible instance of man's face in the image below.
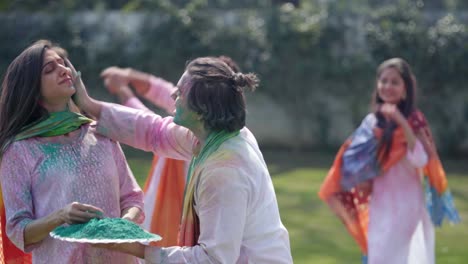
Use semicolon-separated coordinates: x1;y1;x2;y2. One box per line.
172;71;201;129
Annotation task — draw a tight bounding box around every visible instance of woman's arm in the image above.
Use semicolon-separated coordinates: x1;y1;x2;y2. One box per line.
71;61;194;160
380;103;416;150
24;203;104;245
101;67;152;96
111;142;145;223
399;117;417;150
101;66;176;114
143;76;176;114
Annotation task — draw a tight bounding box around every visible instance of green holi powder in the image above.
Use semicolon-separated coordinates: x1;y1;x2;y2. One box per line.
173;104;185;125
52;218;158;240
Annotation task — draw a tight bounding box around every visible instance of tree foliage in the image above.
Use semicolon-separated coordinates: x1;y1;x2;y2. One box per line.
0;0;467;153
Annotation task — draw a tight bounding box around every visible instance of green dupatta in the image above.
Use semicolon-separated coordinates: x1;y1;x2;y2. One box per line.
1;111;93;155
15;111;93;141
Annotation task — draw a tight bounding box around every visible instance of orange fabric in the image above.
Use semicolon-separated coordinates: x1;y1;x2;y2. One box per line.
1;187;32;264
375;127;408;172
318;128;407;202
318;141;369;252
149;158;186;247
177;163;200;247
318;141;350;201
143;156;160;193
410;111;447;194
318;110;447;254
424;158;447;193
318;129;407;254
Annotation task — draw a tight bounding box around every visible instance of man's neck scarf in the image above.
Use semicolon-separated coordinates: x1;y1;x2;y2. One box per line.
178;129;239;247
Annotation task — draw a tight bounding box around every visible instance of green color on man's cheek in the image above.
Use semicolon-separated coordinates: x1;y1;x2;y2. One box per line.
173;104;184;125
174;104;198;128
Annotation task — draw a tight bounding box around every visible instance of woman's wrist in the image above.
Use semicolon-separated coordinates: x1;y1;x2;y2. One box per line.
52;209;66;227
125;68;134;79
116;85;136;104
121;207;142;223
127;69;151;96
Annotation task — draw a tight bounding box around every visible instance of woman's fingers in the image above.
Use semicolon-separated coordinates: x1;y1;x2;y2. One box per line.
65;58;78;77
61;202;104;224
75;203;104;214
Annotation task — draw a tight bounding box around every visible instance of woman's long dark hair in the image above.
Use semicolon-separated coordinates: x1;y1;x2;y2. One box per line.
371;58;417;159
0;40;67;154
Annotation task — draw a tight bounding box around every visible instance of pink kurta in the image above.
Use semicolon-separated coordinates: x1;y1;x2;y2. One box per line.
144;76;176;114
0;123;144;264
368;140;435;264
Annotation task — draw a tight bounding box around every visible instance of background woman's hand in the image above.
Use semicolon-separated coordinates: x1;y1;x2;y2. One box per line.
100;67;131;94
380;103;405;125
103;75;131;96
58;202;104;225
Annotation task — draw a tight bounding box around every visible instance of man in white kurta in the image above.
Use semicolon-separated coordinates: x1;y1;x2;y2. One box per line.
96;102;293;263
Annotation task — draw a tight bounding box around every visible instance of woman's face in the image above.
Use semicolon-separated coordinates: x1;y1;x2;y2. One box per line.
40;49;75;112
377;67;406;105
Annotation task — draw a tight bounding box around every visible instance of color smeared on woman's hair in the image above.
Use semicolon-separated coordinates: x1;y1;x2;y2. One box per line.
185;57;259;132
372;57;417;159
0;39;67;154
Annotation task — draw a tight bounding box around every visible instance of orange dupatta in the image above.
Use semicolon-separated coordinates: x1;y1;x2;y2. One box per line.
318;110;458;254
143;156;186;247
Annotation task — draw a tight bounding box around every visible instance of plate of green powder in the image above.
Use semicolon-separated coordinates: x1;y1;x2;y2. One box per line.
50;218;162;244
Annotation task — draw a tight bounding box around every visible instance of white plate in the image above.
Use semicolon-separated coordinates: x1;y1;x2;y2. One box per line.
50;231;162;245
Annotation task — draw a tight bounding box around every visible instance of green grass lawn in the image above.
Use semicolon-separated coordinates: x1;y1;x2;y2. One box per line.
125;148;468;263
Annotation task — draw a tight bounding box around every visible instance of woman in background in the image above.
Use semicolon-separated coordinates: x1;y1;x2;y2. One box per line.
319;58;459;264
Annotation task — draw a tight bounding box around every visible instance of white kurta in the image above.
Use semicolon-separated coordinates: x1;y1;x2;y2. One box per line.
368;140;435;264
97;103;293;264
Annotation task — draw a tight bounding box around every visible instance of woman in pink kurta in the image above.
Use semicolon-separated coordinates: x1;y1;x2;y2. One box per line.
1;124;144;264
0;40;144;264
